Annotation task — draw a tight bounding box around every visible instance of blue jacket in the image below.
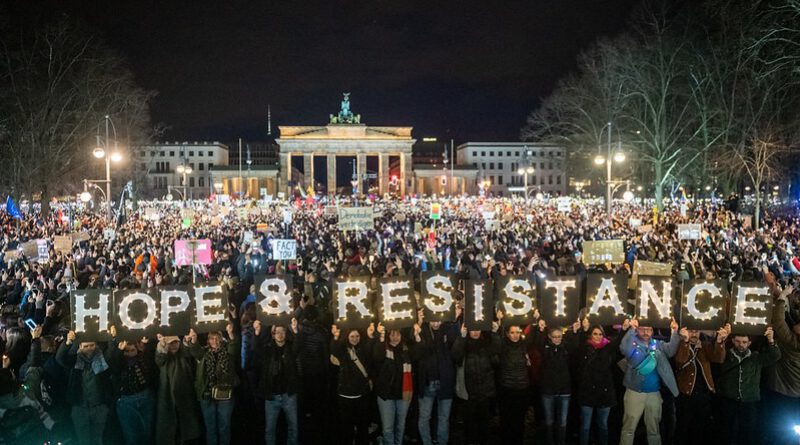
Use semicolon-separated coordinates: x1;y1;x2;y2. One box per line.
619;328;680;396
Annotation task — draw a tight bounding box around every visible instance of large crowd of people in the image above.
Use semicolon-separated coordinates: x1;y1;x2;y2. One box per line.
0;194;798;445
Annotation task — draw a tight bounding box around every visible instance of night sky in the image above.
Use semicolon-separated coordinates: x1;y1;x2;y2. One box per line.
23;0;638;143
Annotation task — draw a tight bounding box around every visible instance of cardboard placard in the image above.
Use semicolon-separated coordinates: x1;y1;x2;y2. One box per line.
635;261;673;277
536;275;580;327
377;277;416;330
54;235;72;253
270;239;297;260
71;232;91;243
21;240;38;259
496;275;537;326
464;280;494;331
338;207;374;231
728;282;773;335
420;272;457;322
681;280;729;330
678;224;702;240
586;273;631;325
583;240;625;265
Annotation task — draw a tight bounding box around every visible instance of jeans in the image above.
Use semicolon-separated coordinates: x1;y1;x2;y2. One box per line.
498;387;529;444
265;393;299;445
542;393;570;427
620;389;662;445
418;381;453;445
377;397;410;445
580;405;610;445
116;390;155;445
71;404;109;445
200;398;235;445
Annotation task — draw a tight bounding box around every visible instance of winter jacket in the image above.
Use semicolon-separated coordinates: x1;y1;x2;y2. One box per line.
766;300;800;397
533;328;578;395
372;338;416;400
674;339;725;395
55;342;113;407
576;331;622;408
330;338;372;398
297;320;330;377
620;328;681;396
451;333;500;401
155;341;203;445
194;337;241;400
717;343;781;402
498;329;534;390
415;322;459;398
256;334;301;399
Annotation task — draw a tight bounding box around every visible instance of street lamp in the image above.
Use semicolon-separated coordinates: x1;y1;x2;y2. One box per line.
594;121;626;218
176;163;193;202
92;115;123;221
516;166;535;198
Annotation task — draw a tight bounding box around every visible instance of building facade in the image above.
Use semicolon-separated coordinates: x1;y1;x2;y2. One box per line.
134;142;229;199
457;142;566;196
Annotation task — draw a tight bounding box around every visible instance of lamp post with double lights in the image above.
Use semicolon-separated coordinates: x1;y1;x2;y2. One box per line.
594;121;626;219
175;162;193;202
517;147;536;199
92;115;123;221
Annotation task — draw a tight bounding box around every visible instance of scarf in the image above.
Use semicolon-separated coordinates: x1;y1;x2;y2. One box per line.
204;346;231;390
589;337;610;350
74;350;109;375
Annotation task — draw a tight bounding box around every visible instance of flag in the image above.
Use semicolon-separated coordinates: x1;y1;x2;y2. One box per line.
5;196;22;220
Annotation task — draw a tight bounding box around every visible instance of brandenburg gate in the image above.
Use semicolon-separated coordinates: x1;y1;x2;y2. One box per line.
277;94;414;196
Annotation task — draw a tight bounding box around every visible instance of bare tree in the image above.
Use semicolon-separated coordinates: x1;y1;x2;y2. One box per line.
0;17;154;212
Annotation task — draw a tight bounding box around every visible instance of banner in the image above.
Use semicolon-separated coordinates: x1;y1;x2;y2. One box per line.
464;280;494;331
536;274;580;327
377;277;416;330
256;275;294;327
583;240;625;265
496;275;537;326
174;239;213;266
54;235;72;254
70;289;113;341
586;274;630;325
634;276;676;328
271;239;297;260
681;279;729;330
678;224;702;240
338;207;374;231
729;282;773;335
420;272;457;322
333;277;374;329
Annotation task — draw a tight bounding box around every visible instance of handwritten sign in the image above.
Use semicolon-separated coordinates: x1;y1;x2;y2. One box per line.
36;240;49;263
338;207;374;231
583;240;625;264
270;239;297;260
635;261;673;277
678;224;702;240
54;235;72;254
174;239;213;266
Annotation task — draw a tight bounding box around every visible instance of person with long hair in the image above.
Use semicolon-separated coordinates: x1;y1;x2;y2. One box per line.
195;324;240;445
575;319;627;445
331;324;372;445
533;320;579;445
495;310;535;444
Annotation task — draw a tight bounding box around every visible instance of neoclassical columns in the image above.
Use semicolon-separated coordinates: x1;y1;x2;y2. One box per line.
327;155;336;195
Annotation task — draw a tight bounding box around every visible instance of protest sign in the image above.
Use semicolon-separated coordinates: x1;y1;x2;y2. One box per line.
464;280;494;331
21;240;38;259
70;289;113;341
634;276;677;328
377;277;416;330
113;289;161;341
635;261;673;277
557;197;571;212
629;218;642;228
536;275;580;327
145;208;159;221
636;224;653;234
678;224;702;240
71;232;91;243
242;230;254;246
237;208;248;220
729;282;773;335
36;240;49;263
420;272;457;322
191;283;230;334
496;275;537;326
174;239;213;266
430;203;442;220
338;207;374;231
582;240;625;265
255;275;294;327
256;223;269;232
333;277;374;329
586;274;630;325
54;235;72;254
103;228;116;241
283;208;293;224
271;239;297;260
681;279;729;330
180;208;195;220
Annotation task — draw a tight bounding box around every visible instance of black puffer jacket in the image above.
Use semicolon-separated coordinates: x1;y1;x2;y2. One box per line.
533;329;578;396
372;338;417;400
576;331;622;408
452;333;500;401
297;320;329;377
498;330;533;390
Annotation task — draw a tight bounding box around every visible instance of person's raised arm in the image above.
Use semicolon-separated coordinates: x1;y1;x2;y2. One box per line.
659;319;681;358
772;299;800;350
619;318;637;356
760;326;782;366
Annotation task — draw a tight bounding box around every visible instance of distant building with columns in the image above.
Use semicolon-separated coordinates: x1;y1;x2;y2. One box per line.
208;94;478;198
